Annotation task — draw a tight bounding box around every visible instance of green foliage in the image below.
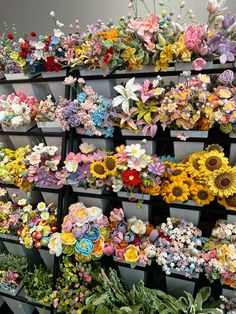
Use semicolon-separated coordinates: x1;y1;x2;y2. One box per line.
24;264;53;306
0;252;27;277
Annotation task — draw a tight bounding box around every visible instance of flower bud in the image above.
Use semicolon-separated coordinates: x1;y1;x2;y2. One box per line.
206;0;218;14
50;11;55;17
158;34;166;46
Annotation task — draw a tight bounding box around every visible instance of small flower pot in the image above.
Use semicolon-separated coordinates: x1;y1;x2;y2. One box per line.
2;296;34;314
117;191;150;200
79;69;116;98
2;123;40;149
73;186;109;209
3;242;27;257
167;267;200;279
229;132;236;165
165;275;195;298
79;134;113;151
169;207;200;225
0;277;25;296
39;249;54;271
170;130;208;160
37;121;62;153
120;201;150;221
5;73;48;99
121;129;156;155
6;187;43;204
222;287;235;299
41;70;66;101
41;191;59;207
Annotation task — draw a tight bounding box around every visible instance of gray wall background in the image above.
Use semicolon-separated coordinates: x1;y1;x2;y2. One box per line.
0;0;235;35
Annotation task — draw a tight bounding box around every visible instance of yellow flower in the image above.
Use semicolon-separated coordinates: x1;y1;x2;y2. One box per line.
185;151;206;179
160;45;174;63
18;198;27;206
122;47;136;64
164;181;190;203
124;245;139;263
10;51;19;60
198;74;211;84
218;193;236;211
190;184;214;205
128;58;144;71
61;232;76;246
154;60;169;72
208;167;236;197
141;184;160;196
90;161;108;179
198;150;228;177
17;58;26;68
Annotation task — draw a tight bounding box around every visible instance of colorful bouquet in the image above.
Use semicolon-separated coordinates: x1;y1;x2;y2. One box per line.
18;200;57;249
35;95;58;123
112;77;165;136
155;217;207;277
0;92;39;129
0;253;27;294
26;143;61;188
112;143;165;203
59;142;116;190
203;220;236;287
48;202;109;260
0;145;33;190
104;207;156;266
57;78;114;137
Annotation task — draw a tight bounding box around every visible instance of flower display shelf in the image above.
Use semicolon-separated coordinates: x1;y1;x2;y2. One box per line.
73;186;109;209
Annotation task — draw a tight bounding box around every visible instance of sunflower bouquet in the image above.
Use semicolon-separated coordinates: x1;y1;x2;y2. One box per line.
48;202;109;261
155;217;207;278
203;220;236;287
104;207;156;267
18;200;57;249
112;143;165;202
60;142;117;191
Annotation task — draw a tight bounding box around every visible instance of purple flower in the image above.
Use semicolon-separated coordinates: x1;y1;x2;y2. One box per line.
37;169;54;187
93;150;107;160
218;70;235;85
6;271;19;281
148;160;165;176
76;163;91;182
72;224;90;238
68;115;80;127
222;13;236;30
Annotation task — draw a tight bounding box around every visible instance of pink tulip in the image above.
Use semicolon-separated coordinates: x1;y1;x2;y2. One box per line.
103;243;114;256
192;58;206;71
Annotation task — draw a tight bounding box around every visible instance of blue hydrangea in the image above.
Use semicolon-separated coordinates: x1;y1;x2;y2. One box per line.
102;126;114;138
77;92;87;103
91;110;104;127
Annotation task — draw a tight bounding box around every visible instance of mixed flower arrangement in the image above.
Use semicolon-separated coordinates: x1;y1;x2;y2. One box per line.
48;201;109;260
203;220;236;287
18;200;57;249
34;95;58;123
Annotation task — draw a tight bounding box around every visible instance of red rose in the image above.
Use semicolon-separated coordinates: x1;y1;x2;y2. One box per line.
122;169;142;187
6;33;13;40
30;31;37;37
45;56;62;72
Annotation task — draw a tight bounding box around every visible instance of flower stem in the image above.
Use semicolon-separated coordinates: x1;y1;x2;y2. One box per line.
140;0;151;14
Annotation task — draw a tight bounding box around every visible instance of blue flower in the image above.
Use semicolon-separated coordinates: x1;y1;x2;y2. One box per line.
84;226;100;242
159;155;179;163
40;237;50;246
102;127;114;138
51;36;60;45
91;110;104;127
75;238;94;256
77;92;87;103
85;130;94;137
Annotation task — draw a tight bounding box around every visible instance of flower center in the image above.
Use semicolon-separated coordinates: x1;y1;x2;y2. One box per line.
225;194;236;207
205;156;222;171
105;158;116;171
172;169;182;176
84;171;87;174
172;186;183;197
215;174;232;189
94;164;105;175
197;190;208;200
129;175;134;181
192;158;200;170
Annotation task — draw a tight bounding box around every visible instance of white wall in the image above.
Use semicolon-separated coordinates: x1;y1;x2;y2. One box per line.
0;0;235;35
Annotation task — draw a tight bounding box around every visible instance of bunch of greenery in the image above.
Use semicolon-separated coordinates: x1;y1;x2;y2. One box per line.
0;252;27;277
24;264;53;306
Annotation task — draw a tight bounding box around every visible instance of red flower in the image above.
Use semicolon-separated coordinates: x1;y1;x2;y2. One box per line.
30;31;37;37
103;47;114;64
6;33;13;40
45;56;62;72
122;169;142;187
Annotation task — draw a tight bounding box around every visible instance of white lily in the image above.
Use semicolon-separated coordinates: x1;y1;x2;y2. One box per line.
112;77;141;115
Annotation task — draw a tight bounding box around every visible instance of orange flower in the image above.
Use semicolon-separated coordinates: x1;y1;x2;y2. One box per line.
109;221;118;229
140;184;160;196
224;279;236;287
144;224;154;236
92;238;103;256
117;240;129;249
100;29;119;42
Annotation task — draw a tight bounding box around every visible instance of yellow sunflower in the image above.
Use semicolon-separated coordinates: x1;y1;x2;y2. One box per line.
205;144;224;153
185;151;206;179
90;161;108;179
207;167;236;197
218;193;236;211
198;150;228;177
104;156;117;176
164;181;190;203
190;184;214;205
161;161;177;178
167;167;188;181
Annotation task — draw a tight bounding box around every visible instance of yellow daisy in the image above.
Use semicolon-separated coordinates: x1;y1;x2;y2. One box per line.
190;184;214;205
198;150;228;177
90;161;108;179
164;181;190;203
205;144;224;153
218;193;236;211
207;167;236;198
185;151;206;179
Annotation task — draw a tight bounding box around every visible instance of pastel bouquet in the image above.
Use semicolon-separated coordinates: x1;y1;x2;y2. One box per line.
57;78;114;137
18;200;57;249
112;143;165;202
112;77;165;137
35;95;58;123
0;92;39;129
104;207;156;267
48;202;109;261
26;143;61;188
203;220;236;287
155;217;207;278
0;145;33;190
0;190;23;235
0;253;27;294
59;142;117;190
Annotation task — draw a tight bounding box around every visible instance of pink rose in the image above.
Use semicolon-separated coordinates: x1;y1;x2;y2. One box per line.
110;208;124;222
115;248;125;260
63;75;77;85
192;58;206;71
112;231;124;244
103;242;114;256
62;215;73;232
16;91;27;102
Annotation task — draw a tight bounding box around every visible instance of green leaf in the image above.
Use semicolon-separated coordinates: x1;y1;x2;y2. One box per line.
198;287;211;303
